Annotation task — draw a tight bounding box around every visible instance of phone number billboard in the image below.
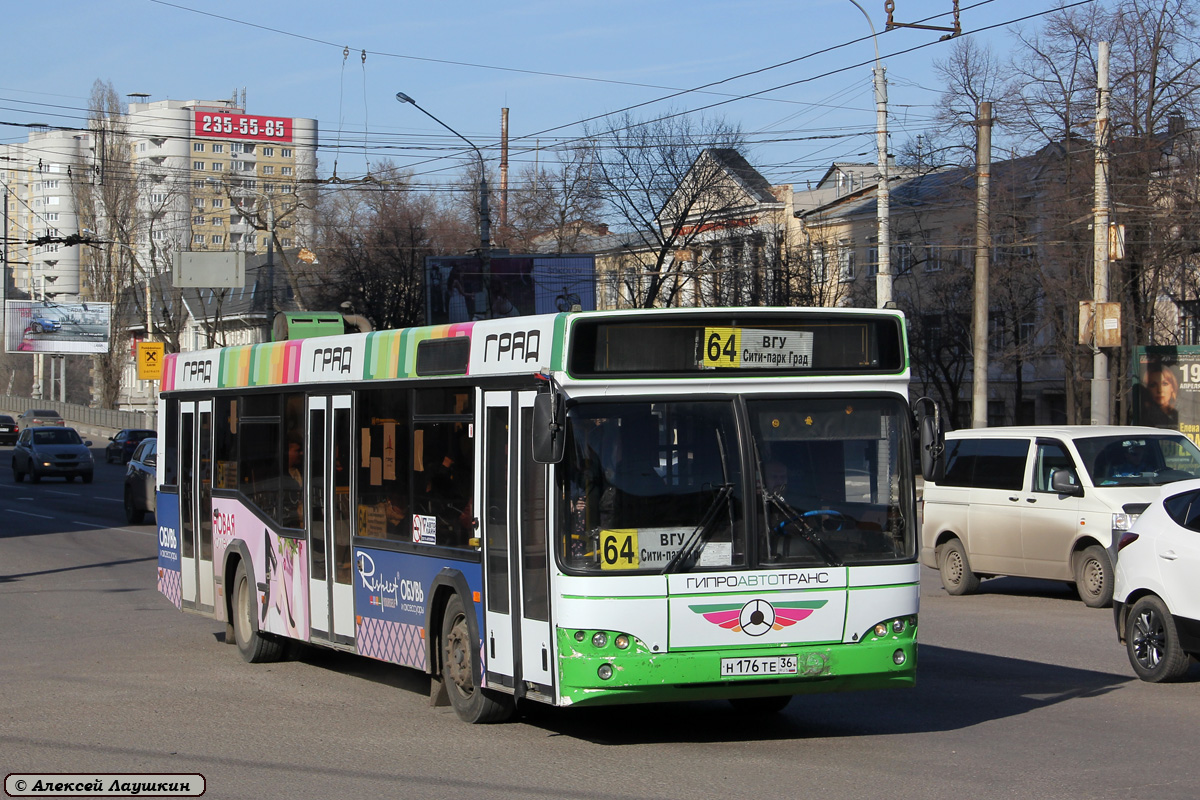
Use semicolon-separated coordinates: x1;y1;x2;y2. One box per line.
194;111;292;142
4;300;111;354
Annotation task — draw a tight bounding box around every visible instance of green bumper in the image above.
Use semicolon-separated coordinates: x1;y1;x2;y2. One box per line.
556;624;917;707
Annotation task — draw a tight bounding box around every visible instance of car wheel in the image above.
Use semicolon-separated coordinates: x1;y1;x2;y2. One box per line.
1126;595;1191;682
104;450;113;464
124;486;144;525
1075;545;1114;608
938;538;980;595
12;460;23;483
29;466;40;484
81;471;93;484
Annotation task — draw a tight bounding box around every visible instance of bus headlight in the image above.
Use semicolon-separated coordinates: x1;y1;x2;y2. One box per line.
597;663;614;680
892;618;905;634
615;634;630;650
874;623;889;637
592;631;608;648
893;649;907;665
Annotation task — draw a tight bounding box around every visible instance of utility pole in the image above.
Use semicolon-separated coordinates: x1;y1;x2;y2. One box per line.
847;0;891;308
874;62;892;308
972;101;993;428
500;108;509;231
1091;42;1112;425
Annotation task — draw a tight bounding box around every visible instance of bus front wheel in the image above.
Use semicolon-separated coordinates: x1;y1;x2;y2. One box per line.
440;594;513;724
232;561;285;664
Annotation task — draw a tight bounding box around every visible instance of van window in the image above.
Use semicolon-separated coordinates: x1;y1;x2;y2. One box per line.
1033;441;1076;493
939;438;1029;490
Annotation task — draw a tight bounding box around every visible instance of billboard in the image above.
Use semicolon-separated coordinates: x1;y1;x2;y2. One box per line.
1134;347;1200;445
4;300;112;354
425;255;596;326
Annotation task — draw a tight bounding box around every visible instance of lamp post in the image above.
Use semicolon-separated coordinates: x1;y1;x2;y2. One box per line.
847;0;891;309
395;91;491;315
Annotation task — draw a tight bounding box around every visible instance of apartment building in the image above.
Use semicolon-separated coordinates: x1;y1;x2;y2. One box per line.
1;98;317;304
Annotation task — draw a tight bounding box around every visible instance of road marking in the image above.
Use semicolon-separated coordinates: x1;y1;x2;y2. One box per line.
46;490;79;497
11;509;53;519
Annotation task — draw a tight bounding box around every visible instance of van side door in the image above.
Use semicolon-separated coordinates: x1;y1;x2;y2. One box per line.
1021;438;1082;581
964;437;1031;576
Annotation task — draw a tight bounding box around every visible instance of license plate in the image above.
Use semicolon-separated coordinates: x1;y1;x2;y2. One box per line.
720;655;798;677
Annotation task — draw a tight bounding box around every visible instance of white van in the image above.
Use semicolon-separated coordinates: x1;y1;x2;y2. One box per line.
920;426;1200;607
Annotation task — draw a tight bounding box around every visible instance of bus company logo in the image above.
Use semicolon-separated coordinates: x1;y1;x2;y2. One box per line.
312;345;354;374
180;358;213;385
690;599;827;636
483;330;540;364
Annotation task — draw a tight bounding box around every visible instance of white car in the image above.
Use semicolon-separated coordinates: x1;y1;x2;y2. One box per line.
1113;479;1200;682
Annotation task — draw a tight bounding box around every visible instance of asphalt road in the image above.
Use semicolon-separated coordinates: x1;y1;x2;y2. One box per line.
2;449;1198;800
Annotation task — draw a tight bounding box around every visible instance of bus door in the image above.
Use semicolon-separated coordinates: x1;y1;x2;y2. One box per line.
179;400;215;611
306;394;355;645
480;391;554;695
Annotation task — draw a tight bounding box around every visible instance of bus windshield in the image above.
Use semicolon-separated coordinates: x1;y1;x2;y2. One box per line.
557;395;915;573
747;396;914;567
559;401;746;573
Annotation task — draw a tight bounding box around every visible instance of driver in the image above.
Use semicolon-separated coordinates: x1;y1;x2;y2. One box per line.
1109;444;1148;479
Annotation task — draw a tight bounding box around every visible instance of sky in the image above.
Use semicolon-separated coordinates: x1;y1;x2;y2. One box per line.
1;0;1089;191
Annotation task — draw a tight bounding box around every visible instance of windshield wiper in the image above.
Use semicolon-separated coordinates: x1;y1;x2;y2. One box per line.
764;489;844;567
662;483;734;574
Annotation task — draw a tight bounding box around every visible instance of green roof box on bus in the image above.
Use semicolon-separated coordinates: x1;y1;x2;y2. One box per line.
272;311;372;342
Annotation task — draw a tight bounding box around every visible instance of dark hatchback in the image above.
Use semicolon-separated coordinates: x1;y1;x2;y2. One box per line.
0;415;16;445
105;428;156;464
124;437;157;524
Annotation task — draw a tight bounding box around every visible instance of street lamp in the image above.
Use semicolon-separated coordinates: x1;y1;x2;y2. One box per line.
395;91;492;314
847;0;891;309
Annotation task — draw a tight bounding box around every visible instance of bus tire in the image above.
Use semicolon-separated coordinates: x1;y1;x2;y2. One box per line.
232;561;284;664
440;594;513;724
938;538;980;596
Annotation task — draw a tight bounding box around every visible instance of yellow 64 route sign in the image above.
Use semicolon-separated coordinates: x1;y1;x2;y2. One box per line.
599;529;639;571
703;327;814;369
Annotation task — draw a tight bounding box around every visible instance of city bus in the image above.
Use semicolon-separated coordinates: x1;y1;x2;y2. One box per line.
155;307;940;723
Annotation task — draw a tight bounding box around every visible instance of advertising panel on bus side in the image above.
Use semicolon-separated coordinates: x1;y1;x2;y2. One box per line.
353;547;483;671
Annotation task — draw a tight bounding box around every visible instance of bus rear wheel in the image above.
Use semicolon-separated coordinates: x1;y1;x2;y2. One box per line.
440;594;513;724
232;561;284;664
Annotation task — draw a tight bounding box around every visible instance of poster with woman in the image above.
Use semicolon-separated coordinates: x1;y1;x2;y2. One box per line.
1136;348;1200;443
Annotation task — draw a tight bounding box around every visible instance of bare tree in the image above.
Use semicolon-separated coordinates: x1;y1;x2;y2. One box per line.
505;143;603;253
73;79;138;408
586;112;747;307
310;163;447;329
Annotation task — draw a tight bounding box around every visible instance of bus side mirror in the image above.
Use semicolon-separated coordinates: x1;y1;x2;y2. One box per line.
915;397;945;483
533;391;566;464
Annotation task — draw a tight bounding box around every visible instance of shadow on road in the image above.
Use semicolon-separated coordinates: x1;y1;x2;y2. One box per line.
257;637;1140;744
515;644;1133;744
